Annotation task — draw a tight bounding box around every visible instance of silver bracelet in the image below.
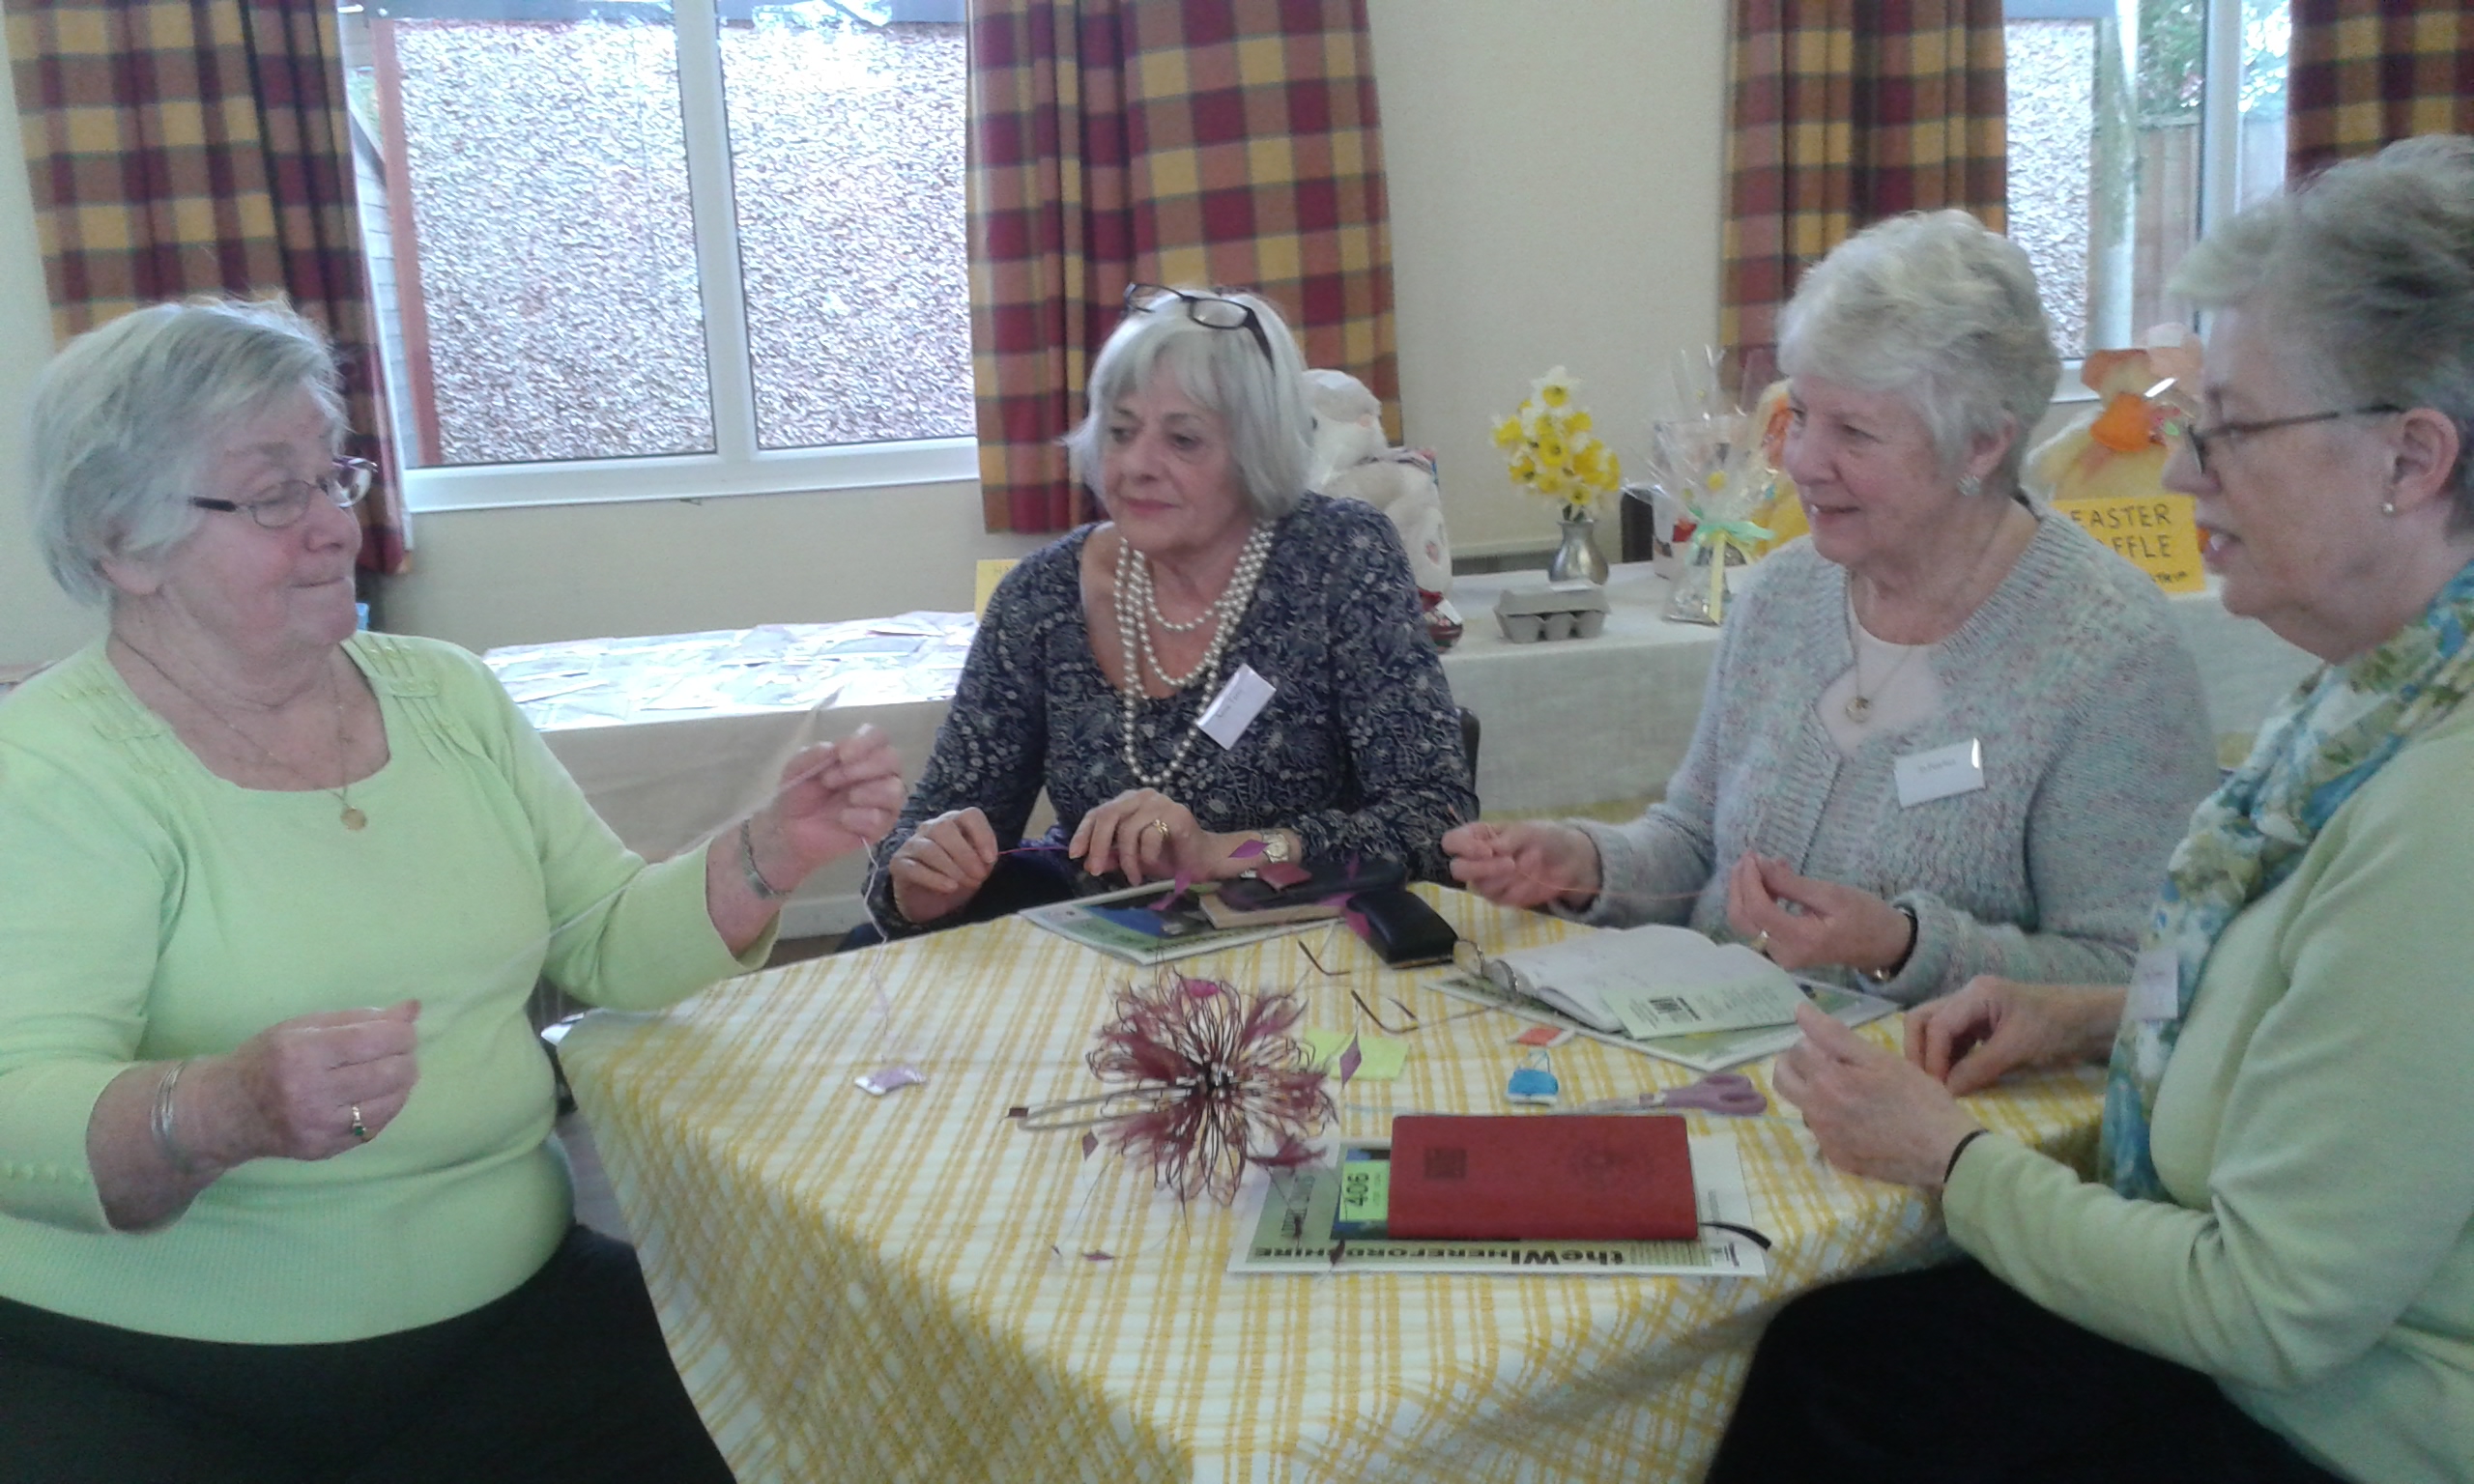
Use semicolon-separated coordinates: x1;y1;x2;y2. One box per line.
149;1059;204;1177
737;816;791;901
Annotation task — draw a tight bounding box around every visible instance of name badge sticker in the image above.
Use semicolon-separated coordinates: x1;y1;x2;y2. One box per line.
1196;664;1277;750
1892;738;1987;808
2127;946;2182;1022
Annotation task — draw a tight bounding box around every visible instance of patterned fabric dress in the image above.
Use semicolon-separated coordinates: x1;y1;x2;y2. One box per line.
866;495;1474;934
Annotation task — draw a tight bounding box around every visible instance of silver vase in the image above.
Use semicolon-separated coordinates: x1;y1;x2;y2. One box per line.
1546;512;1609;585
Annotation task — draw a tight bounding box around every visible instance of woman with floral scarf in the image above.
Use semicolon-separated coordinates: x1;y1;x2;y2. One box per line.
1710;136;2474;1484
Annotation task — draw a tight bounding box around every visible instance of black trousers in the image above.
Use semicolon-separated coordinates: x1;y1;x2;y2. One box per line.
0;1224;734;1484
1706;1261;2349;1483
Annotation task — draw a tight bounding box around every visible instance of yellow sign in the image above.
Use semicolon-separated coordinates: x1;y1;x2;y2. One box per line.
973;558;1019;617
2054;494;2204;593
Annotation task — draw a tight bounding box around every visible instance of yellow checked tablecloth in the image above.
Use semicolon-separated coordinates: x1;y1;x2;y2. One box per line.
559;889;2106;1484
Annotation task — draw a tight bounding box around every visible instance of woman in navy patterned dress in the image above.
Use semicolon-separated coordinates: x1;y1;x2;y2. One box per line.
866;286;1473;936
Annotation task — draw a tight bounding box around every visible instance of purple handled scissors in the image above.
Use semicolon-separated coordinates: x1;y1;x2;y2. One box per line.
1565;1071;1769;1118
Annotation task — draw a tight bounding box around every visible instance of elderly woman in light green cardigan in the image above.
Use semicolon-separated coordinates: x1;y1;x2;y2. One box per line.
0;300;904;1481
1720;136;2474;1484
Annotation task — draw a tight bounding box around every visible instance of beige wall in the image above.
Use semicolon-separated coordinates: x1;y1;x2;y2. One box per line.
0;1;1726;662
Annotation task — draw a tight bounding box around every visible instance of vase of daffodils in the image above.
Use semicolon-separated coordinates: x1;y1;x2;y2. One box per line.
1492;367;1623;585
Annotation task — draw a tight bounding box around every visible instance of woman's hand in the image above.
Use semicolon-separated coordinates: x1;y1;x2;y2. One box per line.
209;999;424;1163
752;725;906;889
1069;790;1248;886
1773;1003;1981;1190
1726;854;1913;975
887;807;1001;925
1443;820;1601;911
1907;976;2127;1096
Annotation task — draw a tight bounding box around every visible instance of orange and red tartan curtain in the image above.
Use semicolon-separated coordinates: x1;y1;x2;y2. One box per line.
2288;0;2474;178
967;0;1397;534
1720;0;2008;365
5;0;407;577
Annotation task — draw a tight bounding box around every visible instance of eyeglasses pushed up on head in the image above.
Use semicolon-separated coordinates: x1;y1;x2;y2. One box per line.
1123;282;1276;365
190;458;378;530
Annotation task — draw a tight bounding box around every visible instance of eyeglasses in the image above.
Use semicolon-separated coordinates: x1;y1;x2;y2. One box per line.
1123;282;1275;365
2169;406;2402;475
190;458;377;530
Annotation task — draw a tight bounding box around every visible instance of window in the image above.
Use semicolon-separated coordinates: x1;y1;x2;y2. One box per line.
2004;0;2290;364
337;0;975;511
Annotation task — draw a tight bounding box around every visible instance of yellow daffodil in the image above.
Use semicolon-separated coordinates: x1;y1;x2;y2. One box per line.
1495;367;1621;518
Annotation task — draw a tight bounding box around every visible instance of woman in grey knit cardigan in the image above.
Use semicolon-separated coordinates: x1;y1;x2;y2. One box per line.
1446;212;2221;1004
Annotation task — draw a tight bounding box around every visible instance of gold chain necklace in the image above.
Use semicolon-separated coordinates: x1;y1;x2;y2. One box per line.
114;636;367;831
1843;503;2021;724
1843;587;1927;724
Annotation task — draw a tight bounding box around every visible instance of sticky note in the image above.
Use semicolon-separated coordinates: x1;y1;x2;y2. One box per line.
1303;1029;1409;1081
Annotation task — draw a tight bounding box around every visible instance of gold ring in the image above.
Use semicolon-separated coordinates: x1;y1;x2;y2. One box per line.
1146;818;1171;838
349;1105;369;1142
1751;929;1771;958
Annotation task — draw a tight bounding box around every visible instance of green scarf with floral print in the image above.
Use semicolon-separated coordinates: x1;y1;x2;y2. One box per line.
2100;558;2474;1200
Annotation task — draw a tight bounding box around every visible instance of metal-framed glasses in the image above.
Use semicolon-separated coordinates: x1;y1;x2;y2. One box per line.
190;458;378;529
1123;282;1275;365
2169;406;2402;475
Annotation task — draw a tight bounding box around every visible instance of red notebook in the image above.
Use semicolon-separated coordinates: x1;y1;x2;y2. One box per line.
1384;1115;1698;1241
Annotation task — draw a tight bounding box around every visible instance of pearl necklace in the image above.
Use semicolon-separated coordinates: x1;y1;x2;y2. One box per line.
1114;523;1277;790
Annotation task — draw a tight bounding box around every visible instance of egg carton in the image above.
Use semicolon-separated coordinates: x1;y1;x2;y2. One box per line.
1492;583;1609;642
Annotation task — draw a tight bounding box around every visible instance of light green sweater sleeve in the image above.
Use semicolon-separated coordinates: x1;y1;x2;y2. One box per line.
1944;719;2474;1481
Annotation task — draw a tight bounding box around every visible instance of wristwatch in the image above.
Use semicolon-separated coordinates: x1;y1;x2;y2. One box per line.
1865;903;1919;985
1245;830;1293;876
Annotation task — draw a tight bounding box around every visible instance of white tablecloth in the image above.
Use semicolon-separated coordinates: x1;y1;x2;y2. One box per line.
490;568;2316;934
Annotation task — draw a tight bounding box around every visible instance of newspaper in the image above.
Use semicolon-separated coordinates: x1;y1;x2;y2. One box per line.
1020;881;1320;966
1229;1131;1768;1277
1421;970;1896;1075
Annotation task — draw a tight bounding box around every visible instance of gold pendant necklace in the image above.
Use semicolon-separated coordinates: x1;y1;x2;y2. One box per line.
115;636;367;831
1844;587;1924;725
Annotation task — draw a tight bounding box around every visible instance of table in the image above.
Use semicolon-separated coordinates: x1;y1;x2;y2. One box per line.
497;567;2316;932
559;888;2106;1483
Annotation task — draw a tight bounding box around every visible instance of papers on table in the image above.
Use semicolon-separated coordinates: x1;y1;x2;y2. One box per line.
1228;1132;1768;1277
1423;968;1895;1075
482;614;978;731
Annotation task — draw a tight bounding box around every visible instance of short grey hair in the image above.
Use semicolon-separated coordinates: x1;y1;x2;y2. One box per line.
1063;287;1315;521
2172;134;2474;528
30;298;343;606
1778;209;2059;495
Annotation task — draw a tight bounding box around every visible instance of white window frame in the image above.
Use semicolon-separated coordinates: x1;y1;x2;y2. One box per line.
2015;0;2279;405
386;0;978;513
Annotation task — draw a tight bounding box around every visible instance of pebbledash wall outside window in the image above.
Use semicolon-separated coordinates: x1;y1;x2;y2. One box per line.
2005;0;2290;362
336;0;975;512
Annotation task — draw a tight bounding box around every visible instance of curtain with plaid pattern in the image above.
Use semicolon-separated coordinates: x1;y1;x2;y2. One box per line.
967;0;1396;534
2288;0;2474;178
1720;0;2008;363
5;0;407;577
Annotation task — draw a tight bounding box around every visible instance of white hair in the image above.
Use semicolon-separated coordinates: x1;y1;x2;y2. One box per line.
1063;287;1315;521
2172;134;2474;528
1777;210;2059;495
30;298;343;605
